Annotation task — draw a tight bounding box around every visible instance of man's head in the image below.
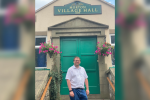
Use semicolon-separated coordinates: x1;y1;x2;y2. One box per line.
73;56;81;66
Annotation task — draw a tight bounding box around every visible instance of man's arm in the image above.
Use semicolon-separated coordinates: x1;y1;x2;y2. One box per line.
65;69;72;91
85;78;89;90
85;78;89;95
67;79;72;91
67;79;74;97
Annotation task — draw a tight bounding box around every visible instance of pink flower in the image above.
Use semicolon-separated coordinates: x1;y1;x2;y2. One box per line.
103;54;104;56
39;49;42;54
55;46;58;48
116;13;125;26
54;46;58;49
40;43;44;46
40;45;44;48
47;40;50;42
105;54;106;56
24;6;35;22
41;45;44;47
108;48;111;50
54;50;57;53
49;48;51;51
45;50;48;53
98;47;101;49
110;52;112;54
52;43;53;45
99;52;101;55
103;44;105;47
97;42;100;44
128;3;136;13
106;51;109;54
135;15;146;27
43;51;45;53
60;51;62;53
95;50;98;53
39;46;42;49
51;45;53;47
5;4;17;24
44;42;46;44
51;48;54;50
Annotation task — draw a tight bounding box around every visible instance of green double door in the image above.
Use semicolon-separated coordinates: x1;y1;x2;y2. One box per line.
60;37;100;95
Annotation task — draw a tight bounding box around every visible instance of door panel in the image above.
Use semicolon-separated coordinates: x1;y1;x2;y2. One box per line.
60;37;100;95
60;38;78;94
79;37;100;94
61;40;78;55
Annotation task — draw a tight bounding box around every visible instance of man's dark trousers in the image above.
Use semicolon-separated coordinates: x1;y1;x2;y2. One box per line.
69;88;88;100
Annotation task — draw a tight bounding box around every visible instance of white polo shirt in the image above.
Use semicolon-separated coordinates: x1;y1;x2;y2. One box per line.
65;65;88;88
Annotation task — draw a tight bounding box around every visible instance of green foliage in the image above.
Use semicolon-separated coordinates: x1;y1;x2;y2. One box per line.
100;46;109;54
49;67;63;100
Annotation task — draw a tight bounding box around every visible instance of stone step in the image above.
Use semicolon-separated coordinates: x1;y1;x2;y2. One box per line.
61;95;110;100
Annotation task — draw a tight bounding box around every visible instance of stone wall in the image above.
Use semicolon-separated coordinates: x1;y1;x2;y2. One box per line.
106;68;115;100
97;55;110;99
35;70;50;100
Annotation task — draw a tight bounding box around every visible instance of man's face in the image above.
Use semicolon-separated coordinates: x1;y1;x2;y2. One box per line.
74;57;80;66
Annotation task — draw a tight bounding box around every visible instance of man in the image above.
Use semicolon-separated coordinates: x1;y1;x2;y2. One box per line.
65;56;90;100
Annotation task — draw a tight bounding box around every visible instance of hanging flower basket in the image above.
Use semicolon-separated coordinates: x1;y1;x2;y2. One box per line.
5;4;35;31
39;40;62;58
95;42;114;56
115;3;146;31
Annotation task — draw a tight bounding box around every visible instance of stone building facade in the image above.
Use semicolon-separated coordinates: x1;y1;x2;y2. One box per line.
35;0;115;99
